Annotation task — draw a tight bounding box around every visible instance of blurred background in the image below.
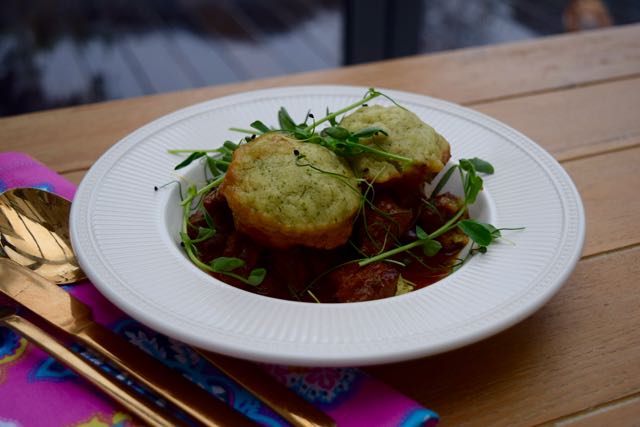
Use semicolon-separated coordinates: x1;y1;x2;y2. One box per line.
1;0;638;117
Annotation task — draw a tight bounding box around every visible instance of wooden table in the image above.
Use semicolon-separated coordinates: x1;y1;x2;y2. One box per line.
3;23;639;426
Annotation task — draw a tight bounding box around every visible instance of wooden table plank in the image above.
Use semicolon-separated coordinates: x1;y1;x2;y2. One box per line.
64;140;640;256
544;393;640;426
475;77;640;162
297;23;640;105
2;26;639;427
61;170;88;186
53;146;640;426
2;25;638;173
60;143;640;259
564;146;640;257
369;245;640;426
2;74;635;179
58;143;640;268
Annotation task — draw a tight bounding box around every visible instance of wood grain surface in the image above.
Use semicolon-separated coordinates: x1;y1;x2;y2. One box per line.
3;23;639;427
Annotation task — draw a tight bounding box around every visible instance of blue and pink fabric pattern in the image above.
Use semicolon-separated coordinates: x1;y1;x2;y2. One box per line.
0;152;439;427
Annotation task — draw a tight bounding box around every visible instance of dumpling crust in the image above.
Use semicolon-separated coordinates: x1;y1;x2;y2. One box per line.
220;133;362;249
340;105;451;184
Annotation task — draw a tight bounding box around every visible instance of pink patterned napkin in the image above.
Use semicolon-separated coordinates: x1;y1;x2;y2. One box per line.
0;152;439;427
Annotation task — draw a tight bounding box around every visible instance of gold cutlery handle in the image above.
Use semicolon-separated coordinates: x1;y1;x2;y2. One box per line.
0;312;184;427
0;259;254;426
76;323;256;427
198;351;336;427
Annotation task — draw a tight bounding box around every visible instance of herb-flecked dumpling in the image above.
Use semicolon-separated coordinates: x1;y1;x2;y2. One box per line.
220;133;361;249
340;105;451;185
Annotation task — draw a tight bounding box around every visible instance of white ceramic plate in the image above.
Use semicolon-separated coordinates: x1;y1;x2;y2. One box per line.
70;85;585;367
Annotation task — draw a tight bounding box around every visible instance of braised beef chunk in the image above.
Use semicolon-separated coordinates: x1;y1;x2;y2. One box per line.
252;273;291;299
268;247;311;296
377;165;432;208
222;231;262;267
187;210;228;263
186;189;236;263
358;194;415;256
438;227;469;255
188;182;467;302
418;192;465;233
329;262;399;303
210;231;264;291
202;188;235;234
268;247;340;298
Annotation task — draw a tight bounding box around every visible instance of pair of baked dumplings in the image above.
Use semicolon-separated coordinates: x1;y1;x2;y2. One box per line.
219;105;451;250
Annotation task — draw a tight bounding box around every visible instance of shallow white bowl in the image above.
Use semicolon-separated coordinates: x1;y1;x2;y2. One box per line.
70;85;585;366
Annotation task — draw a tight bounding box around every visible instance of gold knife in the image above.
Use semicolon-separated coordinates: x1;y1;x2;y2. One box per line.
0;258;255;427
0;307;186;427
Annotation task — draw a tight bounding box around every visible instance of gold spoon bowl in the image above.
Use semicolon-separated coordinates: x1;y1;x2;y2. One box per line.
0;187;334;426
0;187;84;284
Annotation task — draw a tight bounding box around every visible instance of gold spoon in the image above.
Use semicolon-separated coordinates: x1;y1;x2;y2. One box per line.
0;187;83;284
0;187;335;427
0;188;255;425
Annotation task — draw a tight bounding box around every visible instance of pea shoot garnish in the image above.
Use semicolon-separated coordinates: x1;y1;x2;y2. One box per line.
211;257;266;287
357;158;515;268
167;89;415;284
232;88;413;164
162;89;523;302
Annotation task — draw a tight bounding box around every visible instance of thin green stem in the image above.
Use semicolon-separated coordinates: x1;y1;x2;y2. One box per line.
182;204;214;272
196;174;225;197
358;205;467;267
304;91;380;132
358;240;423;267
429;205;467;240
357;144;413;163
217;271;255;286
168;149;221;154
229;127;257;135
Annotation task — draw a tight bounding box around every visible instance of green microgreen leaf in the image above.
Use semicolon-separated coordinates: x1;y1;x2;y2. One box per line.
326;107;338;126
171;91;521;296
422;239;442;257
430;165;458;198
415;225;429;240
211;257;245;273
321;126;351;140
174;151;206;170
229;89;411;165
485;223;501;239
459;160;483;204
206;156;220;176
250;120;270;134
358;204;466;267
179;184;198;207
457;220;494;247
458;158;474;172
209;257;267;287
278;107;297;131
246;268;267;286
190;227;215;244
223;141;239;151
351;126;387;139
199;205;216;230
466;175;483;204
467;157;494;174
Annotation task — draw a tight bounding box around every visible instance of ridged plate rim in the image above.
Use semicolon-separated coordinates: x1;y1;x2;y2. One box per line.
70;85;585;366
